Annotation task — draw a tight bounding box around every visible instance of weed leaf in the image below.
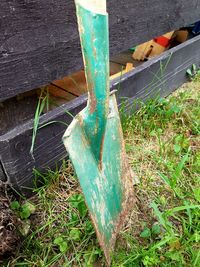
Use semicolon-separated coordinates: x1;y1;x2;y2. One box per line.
10;201;20;210
140;227;151;238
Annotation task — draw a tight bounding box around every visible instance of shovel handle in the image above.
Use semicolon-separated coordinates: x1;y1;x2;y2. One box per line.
75;0;110;161
75;0;109;117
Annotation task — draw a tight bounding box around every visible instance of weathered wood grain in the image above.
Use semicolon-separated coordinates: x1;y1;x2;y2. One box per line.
0;93;38;136
1;0;200;101
1;35;200;193
0;96;87;192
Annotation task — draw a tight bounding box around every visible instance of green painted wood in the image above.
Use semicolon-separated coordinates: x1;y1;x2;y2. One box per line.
76;3;109;162
63;95;133;263
63;1;134;264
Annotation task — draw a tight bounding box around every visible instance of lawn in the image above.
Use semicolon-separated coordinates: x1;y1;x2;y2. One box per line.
4;77;200;267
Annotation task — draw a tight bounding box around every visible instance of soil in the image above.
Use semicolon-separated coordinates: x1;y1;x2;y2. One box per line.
0;182;20;263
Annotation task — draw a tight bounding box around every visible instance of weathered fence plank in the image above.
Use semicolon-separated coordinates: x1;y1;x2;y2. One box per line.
0;93;37;136
0;0;200;101
1;35;200;192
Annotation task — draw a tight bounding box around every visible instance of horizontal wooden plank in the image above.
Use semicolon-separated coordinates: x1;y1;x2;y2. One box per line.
110;35;200;109
0;96;87;191
0;35;200;193
1;0;200;101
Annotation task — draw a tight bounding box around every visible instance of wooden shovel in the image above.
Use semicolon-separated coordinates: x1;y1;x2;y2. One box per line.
63;0;135;264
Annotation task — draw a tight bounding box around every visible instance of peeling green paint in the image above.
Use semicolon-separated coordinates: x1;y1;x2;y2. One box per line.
63;1;134;265
76;3;109;163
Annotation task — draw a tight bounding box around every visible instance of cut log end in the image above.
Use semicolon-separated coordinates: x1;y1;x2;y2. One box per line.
76;0;107;14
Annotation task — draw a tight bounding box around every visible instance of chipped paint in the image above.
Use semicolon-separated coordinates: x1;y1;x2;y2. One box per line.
63;2;135;266
63;95;135;265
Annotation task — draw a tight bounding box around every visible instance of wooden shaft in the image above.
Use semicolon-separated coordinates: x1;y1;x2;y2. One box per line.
74;0;109;162
76;0;107;13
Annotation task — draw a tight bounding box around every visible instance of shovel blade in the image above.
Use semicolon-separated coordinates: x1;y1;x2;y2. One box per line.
63;94;134;264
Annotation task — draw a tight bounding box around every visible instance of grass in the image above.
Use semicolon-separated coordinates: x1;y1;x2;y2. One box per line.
30;87;50;156
30;87;74;157
5;78;200;267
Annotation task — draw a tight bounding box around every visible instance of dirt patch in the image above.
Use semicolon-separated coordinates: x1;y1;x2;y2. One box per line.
0;182;20;262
